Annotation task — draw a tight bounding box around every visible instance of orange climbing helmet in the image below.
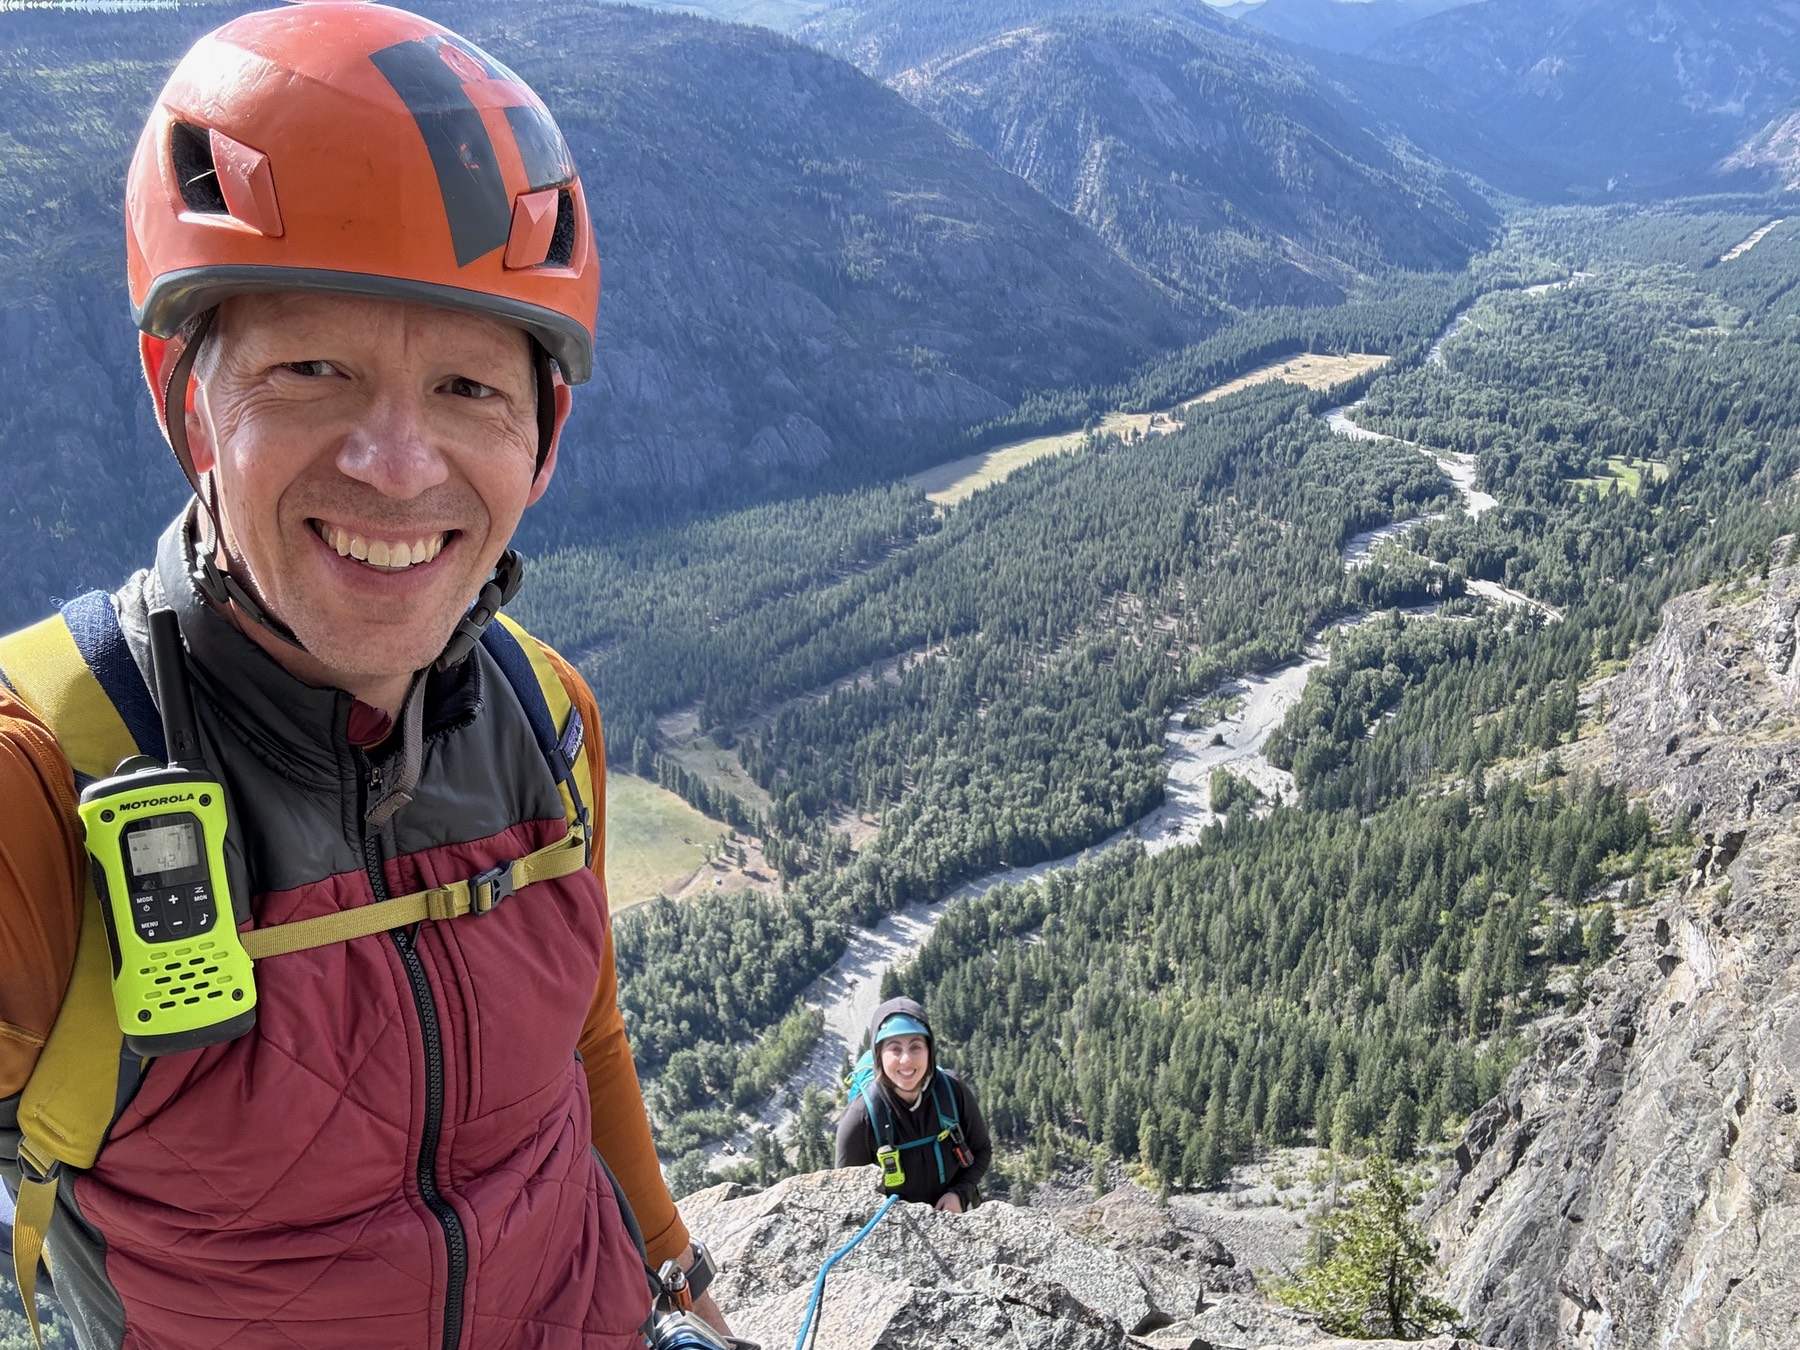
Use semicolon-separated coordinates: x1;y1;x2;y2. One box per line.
128;0;600;443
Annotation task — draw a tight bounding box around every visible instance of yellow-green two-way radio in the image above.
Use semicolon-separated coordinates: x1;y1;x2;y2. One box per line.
79;609;256;1054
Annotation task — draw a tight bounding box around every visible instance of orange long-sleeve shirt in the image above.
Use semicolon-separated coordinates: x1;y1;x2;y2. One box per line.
0;649;688;1266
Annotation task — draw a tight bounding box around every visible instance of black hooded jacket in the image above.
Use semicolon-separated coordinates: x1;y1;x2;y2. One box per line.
834;997;992;1206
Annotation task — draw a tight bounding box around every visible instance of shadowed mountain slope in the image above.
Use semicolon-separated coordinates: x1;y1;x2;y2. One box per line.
892;16;1498;307
0;0;1195;626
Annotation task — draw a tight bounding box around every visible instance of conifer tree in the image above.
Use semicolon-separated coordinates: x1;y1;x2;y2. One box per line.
1283;1156;1465;1338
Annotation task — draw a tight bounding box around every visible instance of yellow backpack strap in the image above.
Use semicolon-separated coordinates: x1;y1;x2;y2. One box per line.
239;829;588;959
237;612;596;961
483;613;594;860
0;594;152;1348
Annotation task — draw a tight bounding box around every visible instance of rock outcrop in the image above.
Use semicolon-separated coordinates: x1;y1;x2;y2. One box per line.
683;1168;1497;1350
1426;561;1800;1348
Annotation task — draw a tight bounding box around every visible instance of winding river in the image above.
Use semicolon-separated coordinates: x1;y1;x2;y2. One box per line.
697;284;1571;1165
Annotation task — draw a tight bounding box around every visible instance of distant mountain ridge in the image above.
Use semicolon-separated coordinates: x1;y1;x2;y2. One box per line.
797;0;1229;77
1223;0;1476;56
1373;0;1800;191
808;0;1800;196
892;14;1497;307
603;0;834;30
801;0;1560;201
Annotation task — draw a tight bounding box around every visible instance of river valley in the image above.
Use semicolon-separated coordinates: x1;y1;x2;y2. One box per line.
695;285;1573;1168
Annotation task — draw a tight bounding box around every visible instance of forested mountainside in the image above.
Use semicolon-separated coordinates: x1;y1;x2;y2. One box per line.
899;208;1800;1187
1374;0;1800;192
892;15;1496;308
557;203;1800;1215
1221;0;1473;55
1;0;1194;628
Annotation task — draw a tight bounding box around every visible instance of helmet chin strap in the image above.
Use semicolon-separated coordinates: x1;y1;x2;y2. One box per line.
184;499;523;672
163;308;527;672
187;490;306;650
435;549;524;671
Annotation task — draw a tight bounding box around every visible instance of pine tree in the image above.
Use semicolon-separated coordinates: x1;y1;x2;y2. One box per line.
1282;1156;1466;1338
1195;1108;1229;1190
792;1086;837;1173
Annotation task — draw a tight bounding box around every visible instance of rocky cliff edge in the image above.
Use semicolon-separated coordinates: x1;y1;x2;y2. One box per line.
684;1168;1496;1350
1427;559;1800;1348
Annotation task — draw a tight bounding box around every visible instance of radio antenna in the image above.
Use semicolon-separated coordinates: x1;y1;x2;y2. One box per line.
147;609;205;770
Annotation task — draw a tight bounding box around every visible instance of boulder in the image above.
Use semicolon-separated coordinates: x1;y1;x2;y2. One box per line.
685;1169;1163;1348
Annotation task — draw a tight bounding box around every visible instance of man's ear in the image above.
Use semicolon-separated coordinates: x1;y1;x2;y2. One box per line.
141;328;215;475
525;381;572;508
185;380;216;475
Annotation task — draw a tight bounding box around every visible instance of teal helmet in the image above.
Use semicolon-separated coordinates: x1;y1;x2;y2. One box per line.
874;1014;931;1045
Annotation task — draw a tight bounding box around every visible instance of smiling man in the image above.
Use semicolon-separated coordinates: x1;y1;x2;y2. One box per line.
0;4;730;1347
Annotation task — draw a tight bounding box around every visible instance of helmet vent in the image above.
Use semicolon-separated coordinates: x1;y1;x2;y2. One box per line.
545;188;576;268
170;123;228;215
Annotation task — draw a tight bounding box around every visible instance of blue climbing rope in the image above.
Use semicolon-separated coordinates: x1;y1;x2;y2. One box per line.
792;1193;900;1350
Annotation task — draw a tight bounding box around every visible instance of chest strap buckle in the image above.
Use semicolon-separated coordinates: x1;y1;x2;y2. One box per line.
470;861;517;914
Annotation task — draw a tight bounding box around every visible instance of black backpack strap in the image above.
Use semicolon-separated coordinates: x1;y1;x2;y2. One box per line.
932;1069;960;1132
60;590;168;774
930;1072;963;1186
866;1082;895;1151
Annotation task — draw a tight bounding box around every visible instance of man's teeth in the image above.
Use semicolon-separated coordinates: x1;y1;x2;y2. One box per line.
318;523;446;570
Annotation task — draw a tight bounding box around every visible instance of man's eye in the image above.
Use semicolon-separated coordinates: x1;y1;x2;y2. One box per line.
446;376;498;400
282;360;336;378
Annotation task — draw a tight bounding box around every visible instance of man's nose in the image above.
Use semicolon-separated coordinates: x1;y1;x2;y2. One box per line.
335;390;450;498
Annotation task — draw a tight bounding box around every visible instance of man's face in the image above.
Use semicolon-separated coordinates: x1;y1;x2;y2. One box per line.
879;1034;930;1097
186;292;557;688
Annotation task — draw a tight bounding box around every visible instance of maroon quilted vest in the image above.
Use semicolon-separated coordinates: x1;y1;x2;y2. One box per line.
46;539;651;1350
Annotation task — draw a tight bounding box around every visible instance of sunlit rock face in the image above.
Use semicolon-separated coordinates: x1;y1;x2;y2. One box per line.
1429;554;1800;1349
686;1167;1501;1349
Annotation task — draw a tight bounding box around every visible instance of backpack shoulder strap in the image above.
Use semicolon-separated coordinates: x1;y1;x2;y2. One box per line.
482;614;593;864
860;1078;894;1149
1;592;162;782
931;1068;960;1134
0;593;154;1349
233;613;598;960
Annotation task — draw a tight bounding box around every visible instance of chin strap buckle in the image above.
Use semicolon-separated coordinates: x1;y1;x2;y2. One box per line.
436;549;525;671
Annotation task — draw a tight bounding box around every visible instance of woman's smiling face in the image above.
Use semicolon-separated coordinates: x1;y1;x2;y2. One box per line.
879;1033;930;1098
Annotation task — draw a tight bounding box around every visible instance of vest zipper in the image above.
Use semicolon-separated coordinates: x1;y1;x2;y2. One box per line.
365;828;468;1350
